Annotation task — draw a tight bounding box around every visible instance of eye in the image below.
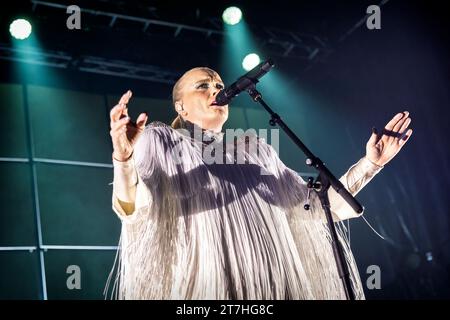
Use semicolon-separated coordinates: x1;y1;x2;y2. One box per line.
216;83;224;90
196;83;209;89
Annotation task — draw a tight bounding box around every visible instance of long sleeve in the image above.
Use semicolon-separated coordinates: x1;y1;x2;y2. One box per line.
112;155;154;224
264;139;383;221
328;156;383;220
111;123;165;224
112;156;138;216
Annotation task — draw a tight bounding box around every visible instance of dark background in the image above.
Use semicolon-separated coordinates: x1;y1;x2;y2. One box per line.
0;0;448;299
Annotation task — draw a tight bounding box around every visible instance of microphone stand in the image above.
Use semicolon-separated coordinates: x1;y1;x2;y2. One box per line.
245;84;364;300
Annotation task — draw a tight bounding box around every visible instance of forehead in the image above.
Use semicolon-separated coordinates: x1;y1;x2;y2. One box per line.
182;69;223;83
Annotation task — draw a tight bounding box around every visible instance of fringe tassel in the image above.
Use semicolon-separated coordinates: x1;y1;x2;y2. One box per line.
106;123;365;300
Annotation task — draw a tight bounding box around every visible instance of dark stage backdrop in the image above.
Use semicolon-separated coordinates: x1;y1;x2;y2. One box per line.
0;0;449;300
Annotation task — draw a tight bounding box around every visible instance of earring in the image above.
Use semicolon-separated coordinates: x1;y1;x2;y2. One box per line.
177;103;187;116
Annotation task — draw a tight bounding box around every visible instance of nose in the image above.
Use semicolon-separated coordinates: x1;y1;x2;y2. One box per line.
211;86;220;97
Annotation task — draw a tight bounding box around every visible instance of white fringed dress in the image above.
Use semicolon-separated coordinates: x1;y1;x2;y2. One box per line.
107;120;383;300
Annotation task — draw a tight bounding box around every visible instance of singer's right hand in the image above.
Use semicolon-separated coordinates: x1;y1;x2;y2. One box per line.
110;90;148;162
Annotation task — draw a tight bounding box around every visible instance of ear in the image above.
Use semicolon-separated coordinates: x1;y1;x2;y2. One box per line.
175;101;184;113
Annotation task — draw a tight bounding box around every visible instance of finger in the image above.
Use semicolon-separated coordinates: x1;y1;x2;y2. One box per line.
110;104;126;122
114;91;132;120
119;91;132;118
399;128;413;146
120;105;129;118
385;112;406;131
111;116;130;131
367;127;379;146
392;111;409;133
118;90;132;105
136;112;148;129
398;117;411;135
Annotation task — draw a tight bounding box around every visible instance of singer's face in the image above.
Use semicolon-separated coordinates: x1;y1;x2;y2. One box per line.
176;69;229;132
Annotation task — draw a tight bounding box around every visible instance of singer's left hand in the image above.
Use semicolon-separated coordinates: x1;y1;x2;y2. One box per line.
365;111;413;167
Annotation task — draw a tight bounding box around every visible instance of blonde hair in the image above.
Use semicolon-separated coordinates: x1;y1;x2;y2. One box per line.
170;115;182;129
170;67;219;129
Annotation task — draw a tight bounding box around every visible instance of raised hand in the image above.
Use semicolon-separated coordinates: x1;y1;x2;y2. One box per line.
366;111;413;167
109;90;148;161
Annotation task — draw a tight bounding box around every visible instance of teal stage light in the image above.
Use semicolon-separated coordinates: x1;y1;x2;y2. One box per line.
9;19;32;40
242;53;260;71
222;7;242;25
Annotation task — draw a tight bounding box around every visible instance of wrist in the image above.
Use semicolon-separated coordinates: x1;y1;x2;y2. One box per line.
365;156;384;168
112;151;133;162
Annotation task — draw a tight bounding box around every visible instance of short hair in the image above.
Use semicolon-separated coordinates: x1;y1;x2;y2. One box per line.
171;67;219;107
171;67;219;129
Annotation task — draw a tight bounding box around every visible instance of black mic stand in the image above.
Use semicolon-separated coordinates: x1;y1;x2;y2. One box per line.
246;84;364;300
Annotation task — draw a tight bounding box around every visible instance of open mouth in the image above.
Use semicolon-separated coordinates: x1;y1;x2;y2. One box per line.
210;100;226;109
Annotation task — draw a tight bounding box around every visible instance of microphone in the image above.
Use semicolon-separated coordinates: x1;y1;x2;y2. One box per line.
215;59;274;106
